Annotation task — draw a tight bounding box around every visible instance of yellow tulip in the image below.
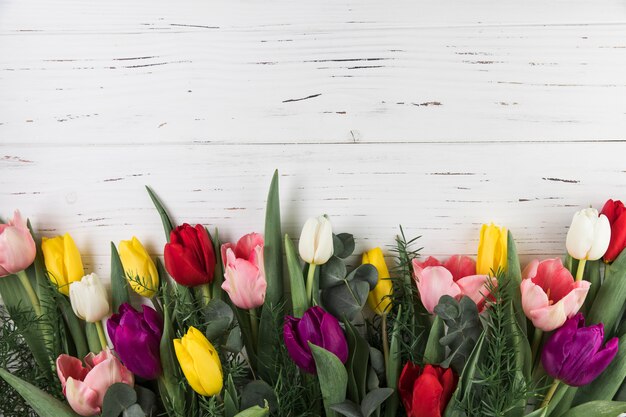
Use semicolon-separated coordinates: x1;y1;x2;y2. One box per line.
118;237;159;298
41;233;84;296
476;223;508;276
174;326;223;396
362;248;393;315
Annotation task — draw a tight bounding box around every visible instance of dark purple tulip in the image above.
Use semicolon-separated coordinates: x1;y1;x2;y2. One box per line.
107;303;163;380
541;313;618;387
283;306;349;374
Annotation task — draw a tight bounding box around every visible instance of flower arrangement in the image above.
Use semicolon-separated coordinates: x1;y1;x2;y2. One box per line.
0;171;625;417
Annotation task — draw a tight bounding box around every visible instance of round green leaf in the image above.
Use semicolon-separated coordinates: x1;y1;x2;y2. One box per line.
320;256;347;289
102;383;137;417
346;264;378;290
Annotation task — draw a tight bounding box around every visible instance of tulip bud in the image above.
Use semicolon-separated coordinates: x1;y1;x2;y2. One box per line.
362;248;392;315
600;199;626;262
298;216;333;265
69;273;110;323
118;237;159;298
476;223;507;276
164;223;216;287
42;233;85;295
566;208;611;261
398;363;458;417
0;210;36;277
221;233;266;309
174;326;223;396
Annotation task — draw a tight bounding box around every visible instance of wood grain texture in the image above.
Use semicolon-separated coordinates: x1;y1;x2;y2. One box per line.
1;0;626;144
2;142;625;276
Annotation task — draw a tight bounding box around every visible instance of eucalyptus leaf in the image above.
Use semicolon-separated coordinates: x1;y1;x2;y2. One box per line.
224;326;243;353
320;256;348;289
347;264;378;290
241;380;278;414
367;366;380;391
361;388;393;417
123;404;147;417
322;280;370;321
310;343;349;417
134;385;157;416
102;383;137;417
369;347;385;378
334;233;356;259
204;298;234;341
330;400;363;417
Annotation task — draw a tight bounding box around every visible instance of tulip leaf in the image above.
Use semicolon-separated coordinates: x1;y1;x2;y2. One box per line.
102;383;138;417
320;256;348;289
581;259;601;315
263;169;283;307
361;388;393;417
321;280;370;321
333;233;355;259
559;401;626;417
0;368;80;417
85;321;103;353
344;320;369;404
111;242;130;314
505;231;527;337
285;234;308;317
523;408;548;417
548;385;577;417
384;306;402;417
58;295;89;360
443;332;485;417
241;380;278;414
423;314;445;364
145;186;174;241
225;374;240;417
204;298;234;342
367;366;380;392
123;404;147;417
234;403;270;417
209;228;224;301
574;334;626;404
588;248;626;340
330;400;363;417
310;343;349;417
434;296;482;374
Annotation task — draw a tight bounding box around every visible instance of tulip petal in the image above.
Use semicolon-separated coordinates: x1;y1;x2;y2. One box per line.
174;339;209;396
56;354;89;391
569;336;619;386
455;275;493;311
398;362;421;414
413;256;442;269
314;216;334;265
412;263;462;314
411;369;444;417
298;218;319;264
184;329;223;396
83;357;133;406
284;318;315;373
165;242;208;287
440;368;458;414
587;214;611;260
65;377;101;416
443;255;476;281
603;201;626;262
541;313;582;378
0;225;36;274
320;314;348;364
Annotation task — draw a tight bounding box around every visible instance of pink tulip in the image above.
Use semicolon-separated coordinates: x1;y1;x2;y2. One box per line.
56;349;134;416
520;258;590;331
0;210;36;277
412;257;494;314
221;233;267;309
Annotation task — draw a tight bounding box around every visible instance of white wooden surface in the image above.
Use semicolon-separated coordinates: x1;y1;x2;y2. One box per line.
2;0;626;276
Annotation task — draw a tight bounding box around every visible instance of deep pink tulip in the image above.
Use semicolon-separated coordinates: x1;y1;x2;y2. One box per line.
221;233;266;309
412;257;494;313
0;210;36;277
56;349;134;416
521;259;589;331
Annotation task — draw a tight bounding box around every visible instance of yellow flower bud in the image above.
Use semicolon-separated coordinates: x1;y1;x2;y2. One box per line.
174;326;223;396
41;233;84;296
118;237;159;298
476;223;508;276
362;247;393;315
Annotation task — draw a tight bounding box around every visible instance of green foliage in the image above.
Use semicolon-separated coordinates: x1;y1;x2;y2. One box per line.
110;242;130;313
587;248;626;340
310;343;348;417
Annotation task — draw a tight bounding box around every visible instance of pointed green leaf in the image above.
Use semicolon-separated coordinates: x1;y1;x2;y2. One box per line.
361;388;393;417
0;368;80;417
58;296;89;359
211;228;224;301
285;234;308;317
310;343;349;417
263;170;283;306
588;249;626;340
559;401;626;417
444;332;485;417
330;400;363;417
424;315;445;364
344;320;369;404
234;403;270;417
257;305;280;381
523;408;547;417
111;242;130;313
506;231;527;336
145;186;174;241
581;260;601;314
85;322;102;354
384;306;402;417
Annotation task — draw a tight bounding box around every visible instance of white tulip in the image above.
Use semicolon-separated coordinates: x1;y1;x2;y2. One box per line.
298;216;334;265
566;208;611;261
69;273;110;322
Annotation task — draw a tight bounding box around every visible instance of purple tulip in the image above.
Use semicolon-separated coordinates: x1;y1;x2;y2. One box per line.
541;313;618;386
107;303;163;380
283;306;349;374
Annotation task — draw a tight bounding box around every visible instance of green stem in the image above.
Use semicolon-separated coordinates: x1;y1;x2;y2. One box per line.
306;263;317;305
382;313;390;372
249;308;259;353
531;329;543;364
540;379;560;408
199;283;212;306
17;270;42;317
95;320;108;351
575;259;587;282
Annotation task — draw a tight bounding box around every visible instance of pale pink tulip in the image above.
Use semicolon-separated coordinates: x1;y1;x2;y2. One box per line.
520;258;590;331
412;258;494;314
221;233;266;309
56;349;134;416
0;210;36;276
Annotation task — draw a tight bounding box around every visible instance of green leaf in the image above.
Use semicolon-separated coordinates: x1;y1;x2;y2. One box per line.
361;388;393;417
0;368;80;417
506;231;527;336
241;380;278;414
85;321;103;353
444;332;485;417
123;404;147;417
574;334;626;404
263;169;283;307
211;228;224;301
225;374;240;417
134;385;157;416
548;385;577;417
347;264;378;290
285;234;308;317
234;404;270;417
581;260;601;315
204;298;234;342
320;256;348;289
58;295;89;360
224;326;243;353
559;401;626;417
330;400;363;417
102;383;137;417
111;242;130;313
384;306;402;417
145;186;174;241
310;343;349;417
334;234;355;259
424;315;445;364
588;248;626;340
344;320;369;404
321;280;370;321
523;408;548;417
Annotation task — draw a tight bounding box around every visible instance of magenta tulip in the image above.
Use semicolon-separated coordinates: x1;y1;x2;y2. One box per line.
542;313;618;386
0;210;36;277
56;349;134;416
521;258;589;331
221;233;266;309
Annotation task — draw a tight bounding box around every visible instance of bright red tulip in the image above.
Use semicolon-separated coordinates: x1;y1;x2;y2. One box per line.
398;363;458;417
164;224;216;287
600;199;626;262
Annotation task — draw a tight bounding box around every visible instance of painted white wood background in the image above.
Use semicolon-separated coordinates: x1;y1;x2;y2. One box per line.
2;0;626;276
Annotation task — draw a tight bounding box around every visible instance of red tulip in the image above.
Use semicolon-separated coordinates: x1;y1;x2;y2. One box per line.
398;363;458;417
164;224;216;287
600;199;626;262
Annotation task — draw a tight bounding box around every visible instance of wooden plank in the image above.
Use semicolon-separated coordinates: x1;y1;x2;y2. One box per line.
2;142;624;276
1;0;626;144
